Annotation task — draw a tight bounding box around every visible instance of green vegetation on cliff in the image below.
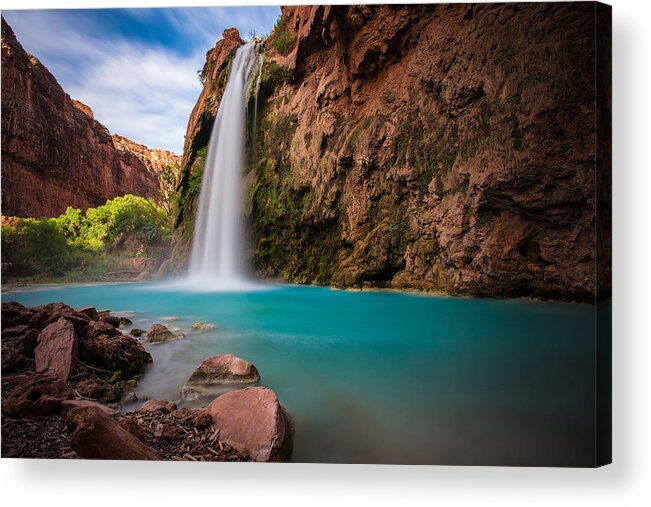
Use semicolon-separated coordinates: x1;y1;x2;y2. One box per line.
2;195;170;282
268;12;296;56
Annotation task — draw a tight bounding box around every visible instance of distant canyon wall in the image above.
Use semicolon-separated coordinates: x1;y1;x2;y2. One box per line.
1;17;180;218
174;3;610;302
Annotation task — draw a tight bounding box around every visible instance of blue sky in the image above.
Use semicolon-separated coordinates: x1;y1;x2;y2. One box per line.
2;6;280;153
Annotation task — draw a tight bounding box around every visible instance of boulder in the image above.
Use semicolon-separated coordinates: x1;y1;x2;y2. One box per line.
29;302;84;332
118;316;133;326
129;328;146;337
79;330;152;379
76;306;99;321
2;374;75;418
98;311;121;328
67;405;161;460
145;323;179;344
207;387;293;462
140;400;177;414
182;354;260;401
191;322;216;331
187;354;260;385
35;318;78;380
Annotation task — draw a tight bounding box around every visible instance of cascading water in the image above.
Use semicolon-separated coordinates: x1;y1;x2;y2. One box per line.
187;42;261;290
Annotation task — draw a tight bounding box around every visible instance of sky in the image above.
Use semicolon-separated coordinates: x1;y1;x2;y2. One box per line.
2;6;280;153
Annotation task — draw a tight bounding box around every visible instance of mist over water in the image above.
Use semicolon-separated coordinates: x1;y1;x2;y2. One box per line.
188;42;260;291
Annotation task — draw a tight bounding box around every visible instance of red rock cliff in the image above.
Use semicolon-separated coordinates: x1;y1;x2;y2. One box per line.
1;17;181;218
174;4;610;302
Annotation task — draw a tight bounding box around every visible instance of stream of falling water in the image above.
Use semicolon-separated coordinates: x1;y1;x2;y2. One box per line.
187;42;261;291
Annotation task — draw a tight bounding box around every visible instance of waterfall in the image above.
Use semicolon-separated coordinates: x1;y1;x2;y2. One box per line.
188;42;260;290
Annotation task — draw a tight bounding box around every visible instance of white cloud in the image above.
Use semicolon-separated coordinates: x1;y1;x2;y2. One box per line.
67;44;202;153
2;7;280;153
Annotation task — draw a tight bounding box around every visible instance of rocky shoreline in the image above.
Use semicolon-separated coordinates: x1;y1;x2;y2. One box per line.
1;301;294;462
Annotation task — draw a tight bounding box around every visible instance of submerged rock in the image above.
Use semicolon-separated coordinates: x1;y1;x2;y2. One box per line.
191;322;216;331
145;323;181;344
129;328;146;337
207;386;293;462
181;354;260;400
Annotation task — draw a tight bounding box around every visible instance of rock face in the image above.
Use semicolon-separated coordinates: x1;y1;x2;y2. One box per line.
207;387;293;462
0;18;180;218
35;318;78;380
172;4;606;302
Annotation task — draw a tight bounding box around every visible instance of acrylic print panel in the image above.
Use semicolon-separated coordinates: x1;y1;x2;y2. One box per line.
0;2;611;466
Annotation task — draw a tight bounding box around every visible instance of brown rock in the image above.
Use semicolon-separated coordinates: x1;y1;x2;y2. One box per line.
79;330;152;379
1;344;24;372
182;354;260;401
1;18;180;218
35;318;78;380
67;405;161;460
98;312;121;328
1;301;35;327
187;354;260;385
16;328;39;358
76;306;99;320
60;399;116;416
171;408;213;430
145;323;179;344
207;387;293;462
28;302;88;332
140;400;177;414
2;373;74;417
1;324;29;340
74;377;120;403
171;4;603;302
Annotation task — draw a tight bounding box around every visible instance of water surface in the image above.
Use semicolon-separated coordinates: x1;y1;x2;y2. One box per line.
3;282;597;466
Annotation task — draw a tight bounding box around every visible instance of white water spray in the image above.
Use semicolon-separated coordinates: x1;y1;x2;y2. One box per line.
187;42;261;290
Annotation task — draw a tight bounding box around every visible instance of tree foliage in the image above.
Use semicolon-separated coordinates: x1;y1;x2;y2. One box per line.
2;195;170;280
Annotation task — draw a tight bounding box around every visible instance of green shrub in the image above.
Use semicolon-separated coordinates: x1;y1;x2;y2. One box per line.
2;195;170;281
270;14;295;56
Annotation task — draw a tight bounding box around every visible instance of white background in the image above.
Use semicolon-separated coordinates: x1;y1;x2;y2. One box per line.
0;0;649;505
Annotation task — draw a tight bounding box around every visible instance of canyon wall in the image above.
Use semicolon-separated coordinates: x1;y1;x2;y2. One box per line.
1;18;180;218
173;3;608;302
